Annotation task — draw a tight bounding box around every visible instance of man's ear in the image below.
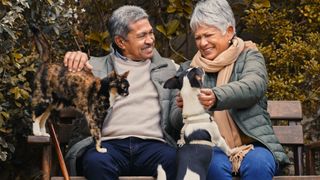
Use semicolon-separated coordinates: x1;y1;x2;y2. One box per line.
163;77;180;89
114;36;125;49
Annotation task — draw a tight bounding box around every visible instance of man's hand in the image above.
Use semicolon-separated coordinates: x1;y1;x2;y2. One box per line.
198;88;216;109
63;51;93;72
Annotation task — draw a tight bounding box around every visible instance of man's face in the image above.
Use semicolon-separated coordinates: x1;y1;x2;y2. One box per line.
121;18;155;61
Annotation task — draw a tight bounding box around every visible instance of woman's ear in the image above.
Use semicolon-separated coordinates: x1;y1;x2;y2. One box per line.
226;26;235;40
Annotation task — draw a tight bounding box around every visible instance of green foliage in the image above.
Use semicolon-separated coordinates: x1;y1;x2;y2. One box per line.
0;0;319;178
242;0;320;116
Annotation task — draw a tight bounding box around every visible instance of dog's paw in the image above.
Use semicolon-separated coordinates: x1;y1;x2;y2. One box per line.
177;139;185;147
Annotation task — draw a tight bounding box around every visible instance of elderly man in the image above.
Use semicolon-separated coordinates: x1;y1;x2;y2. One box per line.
64;5;179;180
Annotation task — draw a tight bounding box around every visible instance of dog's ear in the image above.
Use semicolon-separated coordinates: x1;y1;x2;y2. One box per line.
163;76;181;89
188;67;204;88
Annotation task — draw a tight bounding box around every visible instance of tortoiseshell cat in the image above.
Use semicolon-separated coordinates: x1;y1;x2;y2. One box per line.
31;63;129;153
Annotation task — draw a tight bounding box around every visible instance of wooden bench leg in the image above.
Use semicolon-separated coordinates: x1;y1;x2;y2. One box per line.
306;147;316;175
42;144;52;180
294;146;304;175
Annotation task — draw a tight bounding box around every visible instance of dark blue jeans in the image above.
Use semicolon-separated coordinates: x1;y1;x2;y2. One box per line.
207;144;277;180
82;137;176;180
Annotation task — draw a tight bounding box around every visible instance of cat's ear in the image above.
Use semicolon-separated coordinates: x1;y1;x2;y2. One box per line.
108;70;117;78
121;71;129;78
164;77;181;89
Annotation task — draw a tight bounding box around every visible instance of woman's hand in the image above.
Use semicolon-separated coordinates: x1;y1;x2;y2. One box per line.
198;88;216;109
63;51;92;72
176;92;183;108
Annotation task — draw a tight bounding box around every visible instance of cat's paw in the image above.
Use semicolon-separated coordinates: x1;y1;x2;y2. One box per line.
33;130;43;136
41;132;50;137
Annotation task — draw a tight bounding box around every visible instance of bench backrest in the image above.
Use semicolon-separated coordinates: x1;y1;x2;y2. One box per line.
57;100;304;145
268;100;303;146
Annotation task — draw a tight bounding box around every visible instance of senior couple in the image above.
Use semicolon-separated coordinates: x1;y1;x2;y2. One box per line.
63;0;289;179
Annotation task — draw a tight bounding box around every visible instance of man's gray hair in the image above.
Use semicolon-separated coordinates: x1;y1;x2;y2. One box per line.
108;5;149;40
190;0;236;34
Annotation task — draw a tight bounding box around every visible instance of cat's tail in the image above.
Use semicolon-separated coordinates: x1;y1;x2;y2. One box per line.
29;24;51;63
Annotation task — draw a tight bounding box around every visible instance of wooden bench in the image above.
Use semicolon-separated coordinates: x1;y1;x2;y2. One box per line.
27;100;320;180
305;141;320;175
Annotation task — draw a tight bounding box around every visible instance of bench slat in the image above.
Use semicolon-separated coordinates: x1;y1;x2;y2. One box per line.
27;135;50;144
51;176;320;180
268;101;302;120
51;176;155;180
273;125;304;145
33;100;317;179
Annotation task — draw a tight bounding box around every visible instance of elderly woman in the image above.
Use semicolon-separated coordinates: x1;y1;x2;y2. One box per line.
170;0;290;179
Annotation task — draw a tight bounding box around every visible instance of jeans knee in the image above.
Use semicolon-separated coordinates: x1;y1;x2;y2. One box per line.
207;148;232;180
240;146;276;180
159;147;177;179
82;150;118;180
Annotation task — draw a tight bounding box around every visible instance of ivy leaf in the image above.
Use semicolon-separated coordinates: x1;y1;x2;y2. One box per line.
0;137;8;148
19;88;29;99
86;32;102;43
46;0;54;6
8;143;15;152
101;43;110;52
1;0;12;6
9;87;21;99
167;5;176;13
184;6;192;15
156;25;166;36
3;26;16;39
12;53;23;60
0;151;8;161
100;31;109;40
0;112;9;120
166;19;180;36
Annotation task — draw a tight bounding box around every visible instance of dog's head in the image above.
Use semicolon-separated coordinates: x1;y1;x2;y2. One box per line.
164;67;204;90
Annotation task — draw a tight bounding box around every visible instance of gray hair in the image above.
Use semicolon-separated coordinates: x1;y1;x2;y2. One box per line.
108;5;149;40
190;0;236;34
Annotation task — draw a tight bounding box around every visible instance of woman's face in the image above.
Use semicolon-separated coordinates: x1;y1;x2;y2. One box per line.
194;24;234;60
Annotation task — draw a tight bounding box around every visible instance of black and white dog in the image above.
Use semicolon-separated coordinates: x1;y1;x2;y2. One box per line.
164;67;232;180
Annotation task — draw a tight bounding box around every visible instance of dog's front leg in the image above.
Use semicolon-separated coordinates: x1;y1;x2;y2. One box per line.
177;124;187;147
209;122;233;156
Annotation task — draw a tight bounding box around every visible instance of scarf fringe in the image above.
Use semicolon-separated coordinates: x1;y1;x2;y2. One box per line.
229;144;254;174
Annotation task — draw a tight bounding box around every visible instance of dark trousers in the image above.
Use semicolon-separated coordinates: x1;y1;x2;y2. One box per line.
82;137;176;180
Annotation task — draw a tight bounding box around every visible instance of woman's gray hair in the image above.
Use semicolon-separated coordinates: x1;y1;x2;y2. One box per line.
108;5;148;40
190;0;236;34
